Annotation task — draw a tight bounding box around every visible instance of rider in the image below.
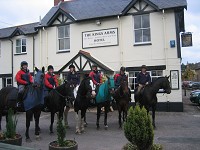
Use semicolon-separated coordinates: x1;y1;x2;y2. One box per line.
15;61;33;102
114;66;131;101
67;64;80;86
44;65;58;91
136;65;151;94
89;64;102;88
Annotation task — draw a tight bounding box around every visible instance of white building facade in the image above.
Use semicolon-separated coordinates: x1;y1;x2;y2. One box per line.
0;0;187;111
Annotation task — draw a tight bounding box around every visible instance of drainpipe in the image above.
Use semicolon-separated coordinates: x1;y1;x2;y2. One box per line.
162;9;168;74
118;15;123;67
9;39;14;86
43;27;48;68
33;36;35;73
39;29;42;68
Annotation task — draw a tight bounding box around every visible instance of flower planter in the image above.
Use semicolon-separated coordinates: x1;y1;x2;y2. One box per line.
0;134;22;146
49;140;78;150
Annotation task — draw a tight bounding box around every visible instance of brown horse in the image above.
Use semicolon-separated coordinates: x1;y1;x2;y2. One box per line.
113;80;130;128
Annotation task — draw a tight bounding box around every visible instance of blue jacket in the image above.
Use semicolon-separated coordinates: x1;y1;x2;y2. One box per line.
67;71;80;85
136;72;151;85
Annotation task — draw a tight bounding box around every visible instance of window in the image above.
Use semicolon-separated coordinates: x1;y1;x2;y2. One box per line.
134;14;151;44
128;70;163;90
3;77;12;87
16;39;26;54
58;25;70;52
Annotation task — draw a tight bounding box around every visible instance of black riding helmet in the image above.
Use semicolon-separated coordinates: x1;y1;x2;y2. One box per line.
21;61;28;67
92;64;98;68
141;65;147;70
47;65;54;71
69;64;75;69
120;66;126;72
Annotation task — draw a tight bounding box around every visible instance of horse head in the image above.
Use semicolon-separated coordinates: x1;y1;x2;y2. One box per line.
63;80;75;100
161;76;171;94
87;77;96;98
34;67;45;88
120;79;129;96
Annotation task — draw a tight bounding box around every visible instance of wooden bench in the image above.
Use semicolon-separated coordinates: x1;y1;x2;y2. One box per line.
0;142;35;150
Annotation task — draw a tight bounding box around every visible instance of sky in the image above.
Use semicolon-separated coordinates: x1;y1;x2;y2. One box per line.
0;0;199;64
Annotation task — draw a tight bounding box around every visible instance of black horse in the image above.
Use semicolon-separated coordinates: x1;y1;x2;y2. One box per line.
113;80;130;128
95;76;115;130
134;76;171;128
0;67;45;142
74;77;96;134
44;80;74;133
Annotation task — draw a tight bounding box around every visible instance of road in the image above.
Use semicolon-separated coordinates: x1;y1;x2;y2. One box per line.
1;90;200;150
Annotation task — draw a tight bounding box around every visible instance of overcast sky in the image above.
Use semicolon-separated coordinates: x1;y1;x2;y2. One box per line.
0;0;199;64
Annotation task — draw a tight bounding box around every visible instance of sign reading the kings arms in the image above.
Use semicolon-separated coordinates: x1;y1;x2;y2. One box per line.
82;28;118;49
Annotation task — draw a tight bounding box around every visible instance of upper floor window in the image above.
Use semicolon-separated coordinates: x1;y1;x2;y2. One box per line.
3;77;12;87
134;14;151;44
58;25;70;52
16;39;26;54
128;70;163;90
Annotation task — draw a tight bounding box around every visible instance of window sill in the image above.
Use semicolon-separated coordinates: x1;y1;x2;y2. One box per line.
56;50;70;54
134;43;152;46
14;53;27;56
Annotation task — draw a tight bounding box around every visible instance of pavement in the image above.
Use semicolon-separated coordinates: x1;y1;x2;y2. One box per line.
1;90;200;150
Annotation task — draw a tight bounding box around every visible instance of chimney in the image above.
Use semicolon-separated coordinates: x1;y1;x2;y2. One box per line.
54;0;64;6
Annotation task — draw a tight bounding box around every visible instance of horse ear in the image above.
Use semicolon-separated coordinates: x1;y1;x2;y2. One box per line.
35;67;39;72
167;75;170;79
42;67;45;73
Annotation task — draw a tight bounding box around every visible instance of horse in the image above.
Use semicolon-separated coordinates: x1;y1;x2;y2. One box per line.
44;80;75;133
134;76;171;128
0;67;45;142
113;80;130;128
96;76;115;130
74;76;96;134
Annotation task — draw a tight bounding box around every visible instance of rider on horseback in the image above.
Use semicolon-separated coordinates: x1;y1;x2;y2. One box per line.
136;65;151;94
67;64;80;86
15;61;33;102
44;65;58;91
89;64;102;89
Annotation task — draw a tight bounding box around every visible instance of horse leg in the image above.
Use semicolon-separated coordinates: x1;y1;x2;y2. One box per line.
75;111;81;134
64;106;70;128
84;113;88;127
34;108;41;139
96;104;101;129
25;109;33;142
80;109;86;133
104;102;109;130
50;111;55;133
0;112;2;131
152;105;156;129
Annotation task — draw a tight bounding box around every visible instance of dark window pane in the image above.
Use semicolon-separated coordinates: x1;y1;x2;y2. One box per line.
64;38;70;49
16;47;21;53
135;30;142;43
59;39;64;50
22;39;26;46
22;46;26;52
7;78;12;84
58;26;64;38
16;39;21;46
134;15;141;29
65;25;70;37
157;71;163;76
143;29;151;42
142;15;150;28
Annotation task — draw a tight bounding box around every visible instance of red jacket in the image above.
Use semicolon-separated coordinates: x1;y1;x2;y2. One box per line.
44;73;59;89
15;69;33;85
89;71;102;85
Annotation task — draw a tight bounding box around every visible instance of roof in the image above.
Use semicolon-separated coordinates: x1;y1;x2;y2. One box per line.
0;0;187;38
0;22;39;39
58;50;114;73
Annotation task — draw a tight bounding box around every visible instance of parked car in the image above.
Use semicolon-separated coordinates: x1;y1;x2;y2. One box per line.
190;90;200;105
190;82;200;90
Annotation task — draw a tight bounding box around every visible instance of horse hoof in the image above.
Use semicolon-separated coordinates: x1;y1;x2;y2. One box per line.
75;130;81;135
84;122;88;127
26;138;32;143
96;126;100;130
104;125;108;130
36;135;41;140
50;131;54;134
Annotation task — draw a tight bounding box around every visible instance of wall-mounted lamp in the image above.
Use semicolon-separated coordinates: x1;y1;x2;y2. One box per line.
96;20;101;25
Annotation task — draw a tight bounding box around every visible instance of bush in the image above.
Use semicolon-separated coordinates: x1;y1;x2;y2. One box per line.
57;118;66;147
123;106;154;150
4;109;18;139
122;143;163;150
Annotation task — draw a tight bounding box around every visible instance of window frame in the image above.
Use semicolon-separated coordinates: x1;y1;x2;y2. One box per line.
15;38;27;54
3;77;12;87
57;25;70;52
133;14;151;44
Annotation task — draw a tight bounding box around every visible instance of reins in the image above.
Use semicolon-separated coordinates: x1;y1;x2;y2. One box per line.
53;89;73;99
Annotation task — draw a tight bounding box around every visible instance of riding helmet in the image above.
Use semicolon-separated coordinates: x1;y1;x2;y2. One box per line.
69;64;75;69
21;61;28;67
47;65;54;71
120;66;126;72
141;65;147;69
92;64;98;68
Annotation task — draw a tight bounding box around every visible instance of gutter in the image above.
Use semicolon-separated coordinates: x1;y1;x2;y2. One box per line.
117;15;123;66
9;39;14;86
33;36;35;73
